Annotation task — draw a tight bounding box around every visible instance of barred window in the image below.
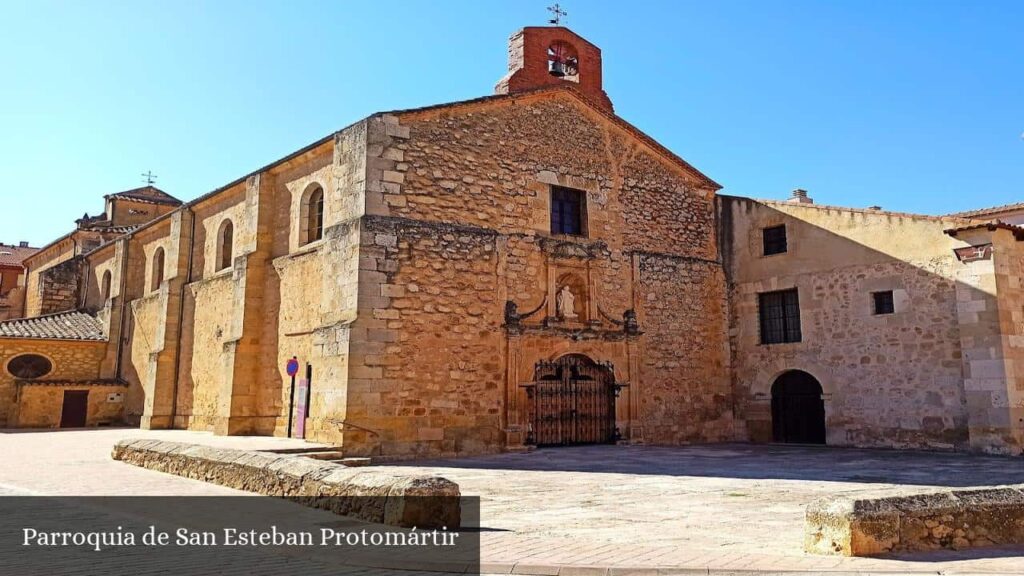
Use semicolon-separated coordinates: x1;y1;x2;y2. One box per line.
759;289;801;344
873;290;895;315
762;225;787;255
550;186;586;236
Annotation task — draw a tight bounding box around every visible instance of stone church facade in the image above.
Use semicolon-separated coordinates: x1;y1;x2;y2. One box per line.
1;26;1021;457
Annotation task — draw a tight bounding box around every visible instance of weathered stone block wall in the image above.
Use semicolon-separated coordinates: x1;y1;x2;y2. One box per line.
24;236;77;317
0;338;107;426
723;197;971;450
638;254;733;443
36;256;84;316
386;93;718;261
118;211;191;430
0;286;26;322
176;183;253;434
345;217;504;457
805;486;1024;556
108;197;177;228
332;92;729;456
267;132;364;443
17;383;126;428
952;227;1024;454
112;439;461;528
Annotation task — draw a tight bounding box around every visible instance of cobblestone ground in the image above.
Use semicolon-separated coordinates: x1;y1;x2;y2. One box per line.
2;428;1024;574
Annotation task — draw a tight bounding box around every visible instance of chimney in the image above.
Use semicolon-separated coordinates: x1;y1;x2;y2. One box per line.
19;241;29;248
788;189;813;204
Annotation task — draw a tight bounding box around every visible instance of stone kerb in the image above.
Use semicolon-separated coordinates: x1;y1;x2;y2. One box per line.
805;486;1024;556
111;439;460;528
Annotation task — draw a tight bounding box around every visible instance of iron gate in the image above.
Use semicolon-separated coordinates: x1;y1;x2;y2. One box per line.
526;354;618;446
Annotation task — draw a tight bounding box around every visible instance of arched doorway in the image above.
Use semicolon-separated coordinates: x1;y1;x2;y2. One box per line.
771;370;826;444
528;354;617;447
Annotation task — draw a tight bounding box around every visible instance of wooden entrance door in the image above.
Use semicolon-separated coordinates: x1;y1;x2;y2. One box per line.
771;371;826;444
528;354;617;447
59;390;89;428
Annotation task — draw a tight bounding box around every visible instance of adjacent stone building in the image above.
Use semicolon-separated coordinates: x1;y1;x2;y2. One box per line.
1;25;1021;456
0;241;38;321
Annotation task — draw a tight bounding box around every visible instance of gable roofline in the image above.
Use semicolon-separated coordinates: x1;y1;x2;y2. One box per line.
947;201;1024;219
944;221;1024;241
104;185;182;206
385;84;722;190
44;86;722;252
722;195;983;225
21;230;77;267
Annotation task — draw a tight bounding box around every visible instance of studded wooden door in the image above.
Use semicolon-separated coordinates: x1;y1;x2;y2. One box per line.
527;354;617;446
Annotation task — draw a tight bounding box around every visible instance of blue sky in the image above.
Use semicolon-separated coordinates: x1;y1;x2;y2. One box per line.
1;0;1021;245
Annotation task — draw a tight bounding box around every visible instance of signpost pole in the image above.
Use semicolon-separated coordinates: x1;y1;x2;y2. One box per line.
286;356;299;438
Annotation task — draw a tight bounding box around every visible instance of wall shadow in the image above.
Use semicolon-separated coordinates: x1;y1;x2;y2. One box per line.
389;443;1024;488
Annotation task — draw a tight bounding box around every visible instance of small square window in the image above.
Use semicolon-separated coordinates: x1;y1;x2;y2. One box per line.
550;186;587;237
762;225;787;255
873;291;895;315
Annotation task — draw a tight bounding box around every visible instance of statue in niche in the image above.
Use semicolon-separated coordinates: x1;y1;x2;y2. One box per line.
556;285;578;320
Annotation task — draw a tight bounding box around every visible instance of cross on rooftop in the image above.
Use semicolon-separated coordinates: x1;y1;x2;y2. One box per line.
547;3;567;25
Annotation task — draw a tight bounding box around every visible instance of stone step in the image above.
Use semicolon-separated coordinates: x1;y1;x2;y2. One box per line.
327;457;373;467
300;450;346;460
262;446;343;455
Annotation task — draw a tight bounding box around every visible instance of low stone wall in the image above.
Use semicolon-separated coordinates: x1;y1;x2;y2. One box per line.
805;486;1024;556
111;439;460;528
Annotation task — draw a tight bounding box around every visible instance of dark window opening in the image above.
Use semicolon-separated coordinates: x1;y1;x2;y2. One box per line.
151;248;165;292
550;186;586;236
759;289;801;344
218;220;234;272
304;187;324;245
873;290;895;315
763;225;788;255
7;354;53;379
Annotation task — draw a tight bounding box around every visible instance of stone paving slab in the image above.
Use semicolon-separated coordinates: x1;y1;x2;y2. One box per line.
2;429;1024;573
383;443;1024;574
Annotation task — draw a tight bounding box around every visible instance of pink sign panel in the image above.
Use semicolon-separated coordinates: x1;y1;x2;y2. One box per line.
294;379;309;439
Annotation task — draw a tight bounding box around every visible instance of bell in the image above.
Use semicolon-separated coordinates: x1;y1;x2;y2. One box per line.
549;60;566;77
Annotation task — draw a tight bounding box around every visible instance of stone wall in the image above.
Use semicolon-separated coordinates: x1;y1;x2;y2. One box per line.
333;91;730;455
111;439;461;528
17;383;126;427
805;486;1024;556
950;227;1024;455
0;338;108;426
722;197;972;450
35;256;84;316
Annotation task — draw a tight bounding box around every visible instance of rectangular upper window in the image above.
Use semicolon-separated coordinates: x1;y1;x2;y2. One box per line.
873;290;895;315
759;288;801;344
762;225;788;256
550;186;587;236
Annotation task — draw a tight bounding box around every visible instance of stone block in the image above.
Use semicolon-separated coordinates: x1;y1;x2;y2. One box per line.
111;439;460;528
805;486;1024;556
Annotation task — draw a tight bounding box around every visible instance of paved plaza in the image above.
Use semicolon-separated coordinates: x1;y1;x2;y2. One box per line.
2;427;1024;574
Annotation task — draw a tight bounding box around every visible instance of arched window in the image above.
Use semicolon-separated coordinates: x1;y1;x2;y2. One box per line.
151;247;165;292
547;41;579;81
100;270;112;301
217;220;234;272
301;185;325;246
